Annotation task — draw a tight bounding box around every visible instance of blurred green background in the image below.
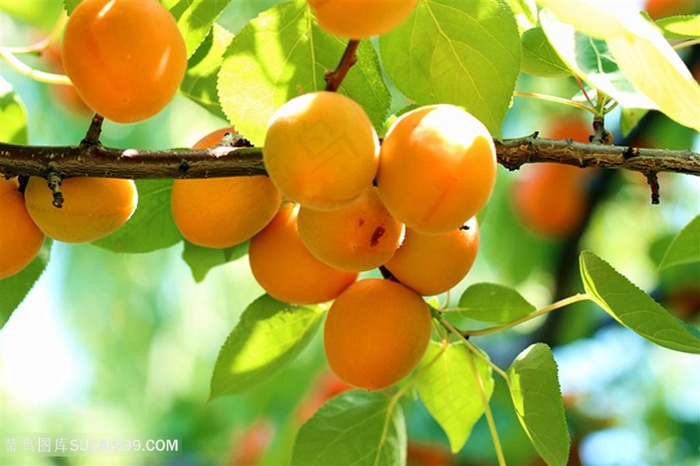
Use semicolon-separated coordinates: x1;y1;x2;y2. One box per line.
1;1;699;465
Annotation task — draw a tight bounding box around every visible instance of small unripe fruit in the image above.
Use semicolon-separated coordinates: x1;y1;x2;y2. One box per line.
0;178;45;279
24;177;138;243
307;0;419;39
263;92;379;210
377;105;497;234
324;278;432;390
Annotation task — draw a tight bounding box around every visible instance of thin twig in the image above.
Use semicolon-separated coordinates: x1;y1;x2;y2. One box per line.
324;40;361;92
81;114;104;146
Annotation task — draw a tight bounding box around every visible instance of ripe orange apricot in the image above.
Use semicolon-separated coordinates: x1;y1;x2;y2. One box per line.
172;128;281;249
0;178;45;279
62;0;187;123
384;217;479;296
324;278;432;390
511;163;590;238
297;187;404;272
248;203;358;304
307;0;419;39
24;177;138;243
377;105;497;234
263;91;379;210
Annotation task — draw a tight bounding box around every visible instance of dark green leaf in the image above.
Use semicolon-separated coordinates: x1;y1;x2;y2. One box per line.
182;240;248;283
459;283;536;323
507;343;569;466
92;180;182;254
580;251;700;353
218;0;390;145
291;390;406;466
619;108;649;137
63;0;80;15
416;341;494;453
521;27;571;77
0;77;28;145
210;295;324;399
380;0;521;138
181;24;233;120
0;240;52;330
161;0;230;57
659;215;700;270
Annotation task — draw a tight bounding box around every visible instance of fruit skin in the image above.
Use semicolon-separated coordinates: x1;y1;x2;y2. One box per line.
0;178;45;279
324;278;432;390
297;187;404;272
307;0;419;39
172;128;281;249
263;91;379;211
248;203;357;304
62;0;187;123
385;217;479;296
24;177;138;243
377;105;497;234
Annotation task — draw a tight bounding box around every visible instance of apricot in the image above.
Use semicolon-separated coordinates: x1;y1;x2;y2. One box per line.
248;203;358;304
644;0;696;19
376;105;497;234
172;128;281;249
0;178;45;279
24;177;138;243
384;217;479;296
297;187;404;272
263;91;379;210
511;163;589;238
324;278;432;390
62;0;187;123
307;0;419;39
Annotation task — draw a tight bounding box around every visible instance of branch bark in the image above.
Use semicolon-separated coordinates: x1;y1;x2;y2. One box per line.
0;133;698;180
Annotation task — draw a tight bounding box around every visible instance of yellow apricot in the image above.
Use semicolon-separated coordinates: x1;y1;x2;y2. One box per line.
376;105;497;234
172;128;282;248
248;203;358;304
24;177;137;243
0;178;45;279
307;0;419;39
297;187;404;272
384;218;479;296
263;91;379;210
324;278;432;390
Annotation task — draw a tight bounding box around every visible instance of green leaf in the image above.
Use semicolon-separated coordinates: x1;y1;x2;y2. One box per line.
416;341;494;453
0;77;28;145
507;0;538;33
379;0;521;138
210;295;324;399
580;251;700;354
521;27;571;77
656;14;700;40
182;240;248;283
0;240;52;330
161;0;230;58
181;23;233;120
619;107;649;137
507;343;569;466
63;0;80;15
1;0;65;28
291;390;406;466
92;180;182;254
659;215;700;270
459;283;536;323
218;0;390;145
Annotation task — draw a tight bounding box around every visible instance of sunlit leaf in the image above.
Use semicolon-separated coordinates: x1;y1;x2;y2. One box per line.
182;240;248;283
161;0;230;57
92;180;182;254
181;24;233;120
416;341;494;453
459;283;536;323
580;251;700;353
507;343;569;466
2;0;64;28
218;0;390;145
507;0;538;33
0;77;28;145
0;240;52;330
521;27;571;77
380;0;521;138
291;390;406;466
659;215;700;270
210;295;324;399
656;14;700;39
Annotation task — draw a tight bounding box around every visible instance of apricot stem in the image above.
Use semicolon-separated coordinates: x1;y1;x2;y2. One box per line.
0;48;72;86
324;40;360;92
2;12;67;55
82;114;105;146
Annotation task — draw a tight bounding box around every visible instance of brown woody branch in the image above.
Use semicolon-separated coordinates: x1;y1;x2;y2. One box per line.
0;134;698;180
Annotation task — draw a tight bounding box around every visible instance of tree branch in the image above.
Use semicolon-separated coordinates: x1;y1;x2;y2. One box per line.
0;133;698;180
